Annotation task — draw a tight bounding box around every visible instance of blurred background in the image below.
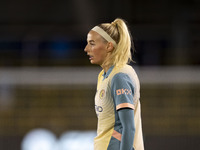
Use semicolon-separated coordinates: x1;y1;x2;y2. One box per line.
0;0;200;150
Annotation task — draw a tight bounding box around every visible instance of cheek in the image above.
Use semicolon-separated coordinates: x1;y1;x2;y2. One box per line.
94;44;106;54
93;47;106;59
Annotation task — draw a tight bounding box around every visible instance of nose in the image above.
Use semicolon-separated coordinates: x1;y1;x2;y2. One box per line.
84;44;89;52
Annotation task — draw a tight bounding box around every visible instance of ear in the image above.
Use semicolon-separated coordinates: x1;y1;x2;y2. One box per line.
106;42;114;52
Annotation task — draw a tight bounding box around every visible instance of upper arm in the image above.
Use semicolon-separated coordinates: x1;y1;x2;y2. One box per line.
111;73;135;111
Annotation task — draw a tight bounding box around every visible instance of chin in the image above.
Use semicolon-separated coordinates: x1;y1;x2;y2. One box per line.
90;60;100;65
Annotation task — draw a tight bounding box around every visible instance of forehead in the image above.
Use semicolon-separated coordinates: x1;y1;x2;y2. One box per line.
87;30;104;42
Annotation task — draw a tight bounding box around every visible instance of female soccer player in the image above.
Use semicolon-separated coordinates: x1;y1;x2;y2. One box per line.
84;18;144;150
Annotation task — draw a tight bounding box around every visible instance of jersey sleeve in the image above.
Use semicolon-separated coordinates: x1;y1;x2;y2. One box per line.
111;73;135;111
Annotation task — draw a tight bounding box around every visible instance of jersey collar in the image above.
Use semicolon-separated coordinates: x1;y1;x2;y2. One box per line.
103;66;114;80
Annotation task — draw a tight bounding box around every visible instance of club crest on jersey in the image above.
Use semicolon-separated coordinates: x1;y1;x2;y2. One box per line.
99;89;105;99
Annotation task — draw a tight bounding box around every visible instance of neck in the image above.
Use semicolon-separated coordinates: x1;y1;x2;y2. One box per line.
101;64;111;73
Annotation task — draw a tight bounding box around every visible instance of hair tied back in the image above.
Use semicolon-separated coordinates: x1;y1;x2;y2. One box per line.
111;21;117;26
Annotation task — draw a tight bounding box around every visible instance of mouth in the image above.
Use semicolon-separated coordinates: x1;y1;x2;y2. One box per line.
88;54;94;60
89;56;94;60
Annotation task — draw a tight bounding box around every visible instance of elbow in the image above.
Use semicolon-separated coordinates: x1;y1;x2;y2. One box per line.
131;125;136;134
130;120;136;134
125;122;135;135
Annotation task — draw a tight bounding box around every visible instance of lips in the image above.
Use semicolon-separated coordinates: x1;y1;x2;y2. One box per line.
89;56;93;60
88;54;93;60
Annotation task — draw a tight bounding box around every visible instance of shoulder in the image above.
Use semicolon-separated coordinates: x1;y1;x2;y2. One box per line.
111;72;133;88
111;65;134;83
112;72;131;82
114;65;140;86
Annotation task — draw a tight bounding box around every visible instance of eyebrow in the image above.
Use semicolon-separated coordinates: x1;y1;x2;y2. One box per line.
88;40;95;43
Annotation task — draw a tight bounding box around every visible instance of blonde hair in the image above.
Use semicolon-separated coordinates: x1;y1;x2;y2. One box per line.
98;18;134;68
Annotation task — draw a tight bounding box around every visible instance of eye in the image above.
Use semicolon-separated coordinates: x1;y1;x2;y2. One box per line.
90;42;95;46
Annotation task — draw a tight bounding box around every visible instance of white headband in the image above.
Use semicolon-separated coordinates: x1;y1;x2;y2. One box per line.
91;26;117;47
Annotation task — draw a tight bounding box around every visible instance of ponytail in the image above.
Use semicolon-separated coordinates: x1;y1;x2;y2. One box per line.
98;18;133;67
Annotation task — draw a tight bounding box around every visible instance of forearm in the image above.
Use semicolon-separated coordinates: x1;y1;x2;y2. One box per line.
121;125;135;150
118;109;135;150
